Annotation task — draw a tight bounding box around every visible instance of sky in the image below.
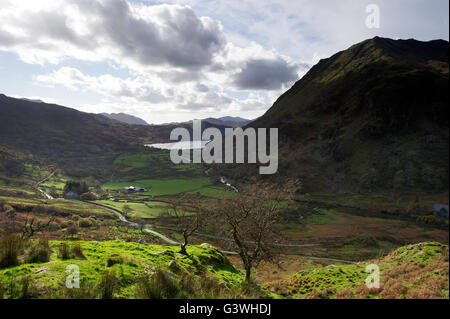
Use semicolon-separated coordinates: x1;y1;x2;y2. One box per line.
0;0;448;124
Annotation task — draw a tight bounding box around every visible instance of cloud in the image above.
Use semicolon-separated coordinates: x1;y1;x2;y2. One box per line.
36;67;168;104
232;57;299;90
0;0;226;69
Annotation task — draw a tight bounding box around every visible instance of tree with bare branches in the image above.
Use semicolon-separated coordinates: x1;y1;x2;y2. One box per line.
21;213;55;239
164;194;207;255
209;179;300;284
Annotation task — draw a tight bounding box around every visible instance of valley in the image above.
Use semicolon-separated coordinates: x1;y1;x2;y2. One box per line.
0;36;448;300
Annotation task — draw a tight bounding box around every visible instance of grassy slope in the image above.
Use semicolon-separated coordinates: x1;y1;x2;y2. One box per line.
0;241;242;299
265;242;449;299
94;200;170;218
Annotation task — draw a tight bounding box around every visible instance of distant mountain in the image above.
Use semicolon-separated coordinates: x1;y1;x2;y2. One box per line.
100;112;149;125
0;94;165;177
245;37;449;193
204;116;251;128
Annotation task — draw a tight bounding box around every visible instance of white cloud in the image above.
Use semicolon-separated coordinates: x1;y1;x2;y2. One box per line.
1;0;447;123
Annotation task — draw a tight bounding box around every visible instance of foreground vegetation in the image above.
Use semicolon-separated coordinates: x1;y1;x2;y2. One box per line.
265;242;449;299
0;239;252;299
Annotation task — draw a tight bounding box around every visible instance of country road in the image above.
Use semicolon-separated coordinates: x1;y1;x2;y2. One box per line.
33;171;354;264
35;169;57;199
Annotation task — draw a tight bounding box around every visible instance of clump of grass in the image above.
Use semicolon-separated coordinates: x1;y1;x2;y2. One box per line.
97;270;118;299
106;254;124;267
24;238;51;263
57;243;72;260
72;243;86;259
57;242;86;260
135;269;180;299
135;268;232;299
0;234;23;268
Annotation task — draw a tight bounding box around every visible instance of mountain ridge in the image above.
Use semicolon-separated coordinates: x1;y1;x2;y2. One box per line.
245;37;449;193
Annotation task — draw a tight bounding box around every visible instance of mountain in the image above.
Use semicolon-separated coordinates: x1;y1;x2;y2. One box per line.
0;94;165;177
204;116;251;128
100;112;149;125
248;37;449;193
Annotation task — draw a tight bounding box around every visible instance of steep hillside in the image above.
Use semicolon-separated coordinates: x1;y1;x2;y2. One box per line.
100;113;149;125
204;116;252;128
249;37;449;193
0;94;154;157
265;242;449;299
0;95;188;177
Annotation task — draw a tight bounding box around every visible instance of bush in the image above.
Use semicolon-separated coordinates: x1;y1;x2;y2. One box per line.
0;234;23;268
79;218;94;228
66;225;79;237
80;192;97;201
24;238;51;263
2;204;14;213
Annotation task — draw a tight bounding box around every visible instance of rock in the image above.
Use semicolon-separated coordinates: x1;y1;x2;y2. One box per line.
35;267;48;274
137;239;146;244
168;260;182;272
200;243;215;249
155;250;175;257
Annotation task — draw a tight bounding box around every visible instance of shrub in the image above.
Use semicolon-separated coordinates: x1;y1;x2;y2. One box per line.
71;215;80;221
80;192;97;201
57;243;72;260
79;218;94;228
24;238;51;263
72;243;86;259
66;225;79;237
0;234;23;268
2;204;14;213
97;270;118;299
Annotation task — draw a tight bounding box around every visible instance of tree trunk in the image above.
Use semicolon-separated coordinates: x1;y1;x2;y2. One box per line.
180;234;188;255
244;264;252;284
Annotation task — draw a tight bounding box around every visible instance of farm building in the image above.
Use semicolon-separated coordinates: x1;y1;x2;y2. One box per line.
433;204;449;219
64;191;79;200
123;186;148;193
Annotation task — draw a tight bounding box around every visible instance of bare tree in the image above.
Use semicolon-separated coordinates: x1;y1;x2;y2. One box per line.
21;213;55;239
164;194;206;255
210;179;300;284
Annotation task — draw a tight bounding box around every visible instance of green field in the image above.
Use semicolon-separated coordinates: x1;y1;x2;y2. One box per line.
0;196;108;215
94;200;171;219
102;177;212;196
112;152;204;178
